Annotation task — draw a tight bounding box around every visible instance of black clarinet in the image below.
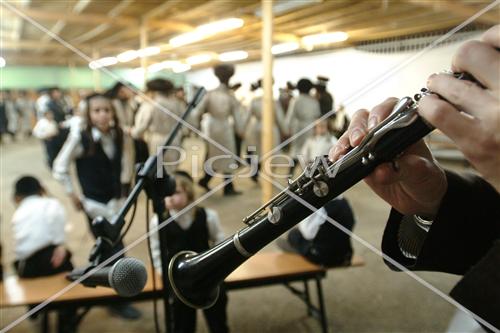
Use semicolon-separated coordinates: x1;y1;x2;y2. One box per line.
168;72;475;309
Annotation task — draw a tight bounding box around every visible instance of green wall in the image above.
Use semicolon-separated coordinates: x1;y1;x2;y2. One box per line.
0;66;186;90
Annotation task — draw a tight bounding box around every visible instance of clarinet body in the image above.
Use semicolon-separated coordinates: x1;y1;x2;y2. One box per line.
168;73;472;309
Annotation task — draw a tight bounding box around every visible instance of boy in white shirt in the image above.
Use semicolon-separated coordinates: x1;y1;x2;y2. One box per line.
12;176;72;277
11;176;76;332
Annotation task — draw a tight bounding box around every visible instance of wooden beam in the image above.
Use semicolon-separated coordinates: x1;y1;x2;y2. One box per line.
8;5;138;27
405;0;499;25
1;39;125;52
261;0;274;203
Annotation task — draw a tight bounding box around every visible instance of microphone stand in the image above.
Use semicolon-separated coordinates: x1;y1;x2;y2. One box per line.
73;87;206;333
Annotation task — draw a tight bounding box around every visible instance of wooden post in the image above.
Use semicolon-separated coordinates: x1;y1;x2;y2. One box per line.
140;19;148;87
68;61;78;106
261;0;274;203
92;48;101;91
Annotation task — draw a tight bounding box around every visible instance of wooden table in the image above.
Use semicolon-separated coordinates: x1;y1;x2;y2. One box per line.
1;252;364;333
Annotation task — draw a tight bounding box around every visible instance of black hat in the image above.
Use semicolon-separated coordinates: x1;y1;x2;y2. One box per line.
14;176;43;197
213;64;235;82
297;78;314;93
146;78;174;94
316;76;329;87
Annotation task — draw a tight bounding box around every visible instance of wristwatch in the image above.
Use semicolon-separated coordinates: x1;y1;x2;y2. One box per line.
413;214;434;232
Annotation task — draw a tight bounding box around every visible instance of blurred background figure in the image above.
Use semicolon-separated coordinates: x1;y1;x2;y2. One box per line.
196;64;243;196
285;78;321;174
314;75;334;117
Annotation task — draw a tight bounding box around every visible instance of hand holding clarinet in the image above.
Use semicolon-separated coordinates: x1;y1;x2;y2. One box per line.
329;25;500;220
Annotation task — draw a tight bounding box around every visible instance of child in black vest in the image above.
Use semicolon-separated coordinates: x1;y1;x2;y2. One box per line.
150;171;229;333
52;93;140;319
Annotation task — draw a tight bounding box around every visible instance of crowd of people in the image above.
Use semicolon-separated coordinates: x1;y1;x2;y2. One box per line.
3;69;356;333
3;23;498;333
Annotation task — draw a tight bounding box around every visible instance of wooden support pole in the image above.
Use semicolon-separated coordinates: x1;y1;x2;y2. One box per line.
92;49;101;91
261;0;274;203
140;20;148;87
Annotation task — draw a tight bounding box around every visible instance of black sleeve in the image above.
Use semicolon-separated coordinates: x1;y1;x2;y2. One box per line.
382;170;500;274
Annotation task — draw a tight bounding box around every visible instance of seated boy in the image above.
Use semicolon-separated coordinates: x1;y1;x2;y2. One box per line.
278;197;356;267
11;175;76;332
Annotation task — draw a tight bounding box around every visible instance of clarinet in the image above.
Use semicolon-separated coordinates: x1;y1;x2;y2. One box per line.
168;72;475;309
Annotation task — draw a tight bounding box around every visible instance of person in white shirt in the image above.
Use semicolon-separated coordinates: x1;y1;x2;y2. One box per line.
195;64;243;196
242;79;286;182
285;78;321;174
129;78;184;171
11;176;77;332
149;171;228;333
300;119;338;164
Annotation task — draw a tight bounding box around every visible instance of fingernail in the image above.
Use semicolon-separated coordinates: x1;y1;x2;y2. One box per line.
351;129;363;143
368;117;377;129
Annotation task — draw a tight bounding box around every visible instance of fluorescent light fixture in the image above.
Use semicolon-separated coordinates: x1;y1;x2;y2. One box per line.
170;31;204;47
170;17;244;47
117;50;138;62
198;18;243;35
0;56;5;68
89;56;118;69
172;63;191;73
219;50;248;62
137;46;161;58
186;54;212;65
271;42;299;55
302;31;348;47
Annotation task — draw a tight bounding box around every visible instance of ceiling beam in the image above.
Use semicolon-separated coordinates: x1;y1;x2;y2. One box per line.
5;4;193;31
1;39;125;53
405;0;499;25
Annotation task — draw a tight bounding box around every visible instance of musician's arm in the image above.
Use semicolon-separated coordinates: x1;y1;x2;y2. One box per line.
381;170;500;275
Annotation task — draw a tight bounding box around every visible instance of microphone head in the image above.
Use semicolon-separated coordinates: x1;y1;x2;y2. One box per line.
109;258;148;297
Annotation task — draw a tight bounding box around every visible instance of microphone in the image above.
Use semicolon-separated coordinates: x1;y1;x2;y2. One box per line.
67;257;148;297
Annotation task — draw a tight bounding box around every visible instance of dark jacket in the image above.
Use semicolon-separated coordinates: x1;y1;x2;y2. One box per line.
382;171;500;330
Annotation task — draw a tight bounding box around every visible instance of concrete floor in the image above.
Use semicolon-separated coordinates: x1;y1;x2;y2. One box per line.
1;136;469;332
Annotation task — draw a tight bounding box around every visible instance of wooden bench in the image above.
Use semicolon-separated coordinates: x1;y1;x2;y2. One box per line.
1;252;365;333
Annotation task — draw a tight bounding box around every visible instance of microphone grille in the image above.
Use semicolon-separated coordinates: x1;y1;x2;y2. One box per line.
110;258;148;297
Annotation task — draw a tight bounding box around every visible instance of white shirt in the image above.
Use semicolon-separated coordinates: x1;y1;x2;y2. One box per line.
12;196;66;260
298;198;343;240
300;134;338;163
149;208;225;273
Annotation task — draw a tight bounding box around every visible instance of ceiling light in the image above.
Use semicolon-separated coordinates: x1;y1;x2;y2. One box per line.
170;17;244;47
0;56;5;68
89;56;118;69
198;18;244;35
302;31;348;47
186;54;213;65
170;31;205;47
137;46;161;58
117;50;138;62
172;63;191;73
219;50;248;62
271;42;299;55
